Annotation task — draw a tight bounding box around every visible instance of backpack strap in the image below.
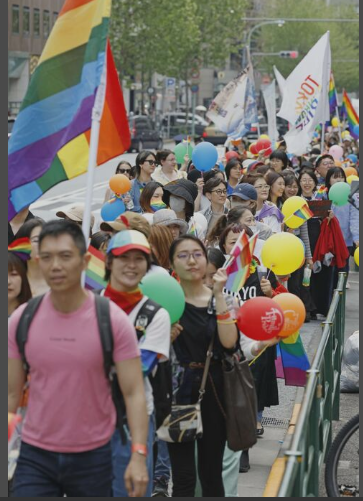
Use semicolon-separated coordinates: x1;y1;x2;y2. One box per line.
134;299;162;341
94;295;113;379
16;295;45;373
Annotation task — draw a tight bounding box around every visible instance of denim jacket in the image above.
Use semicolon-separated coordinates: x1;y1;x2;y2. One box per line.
130;178;147;213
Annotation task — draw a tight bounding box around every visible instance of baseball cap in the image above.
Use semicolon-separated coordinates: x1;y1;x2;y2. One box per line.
153;209;188;234
56;204;95;228
100;212;151;237
107;230;151;256
230;183;258;201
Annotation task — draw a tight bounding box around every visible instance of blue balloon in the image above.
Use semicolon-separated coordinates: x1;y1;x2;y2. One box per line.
100;197;126;221
191;142;218;172
347;154;358;164
353;124;359;137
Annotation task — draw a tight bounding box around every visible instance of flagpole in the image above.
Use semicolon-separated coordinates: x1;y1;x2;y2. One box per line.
336;105;342;144
320;31;330;153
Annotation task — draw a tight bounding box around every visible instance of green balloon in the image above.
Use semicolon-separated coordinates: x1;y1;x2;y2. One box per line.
174;142;193;164
140;273;185;324
328;182;351;207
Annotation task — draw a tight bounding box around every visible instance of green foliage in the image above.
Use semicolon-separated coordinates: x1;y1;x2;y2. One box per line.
255;0;359;92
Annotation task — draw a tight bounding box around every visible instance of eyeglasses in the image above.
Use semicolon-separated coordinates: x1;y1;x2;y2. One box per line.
144;160;157;166
301;179;314;184
254;184;270;190
321;161;334;167
176;251;205;261
117;168;131;175
211;189;227;196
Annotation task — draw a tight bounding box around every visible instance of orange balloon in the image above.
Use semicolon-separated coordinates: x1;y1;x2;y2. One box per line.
334;160;342;167
272;293;306;338
109;174;132;195
344;167;358;178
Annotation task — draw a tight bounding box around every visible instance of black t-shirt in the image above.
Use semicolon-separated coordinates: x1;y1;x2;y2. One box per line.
236;268;278;302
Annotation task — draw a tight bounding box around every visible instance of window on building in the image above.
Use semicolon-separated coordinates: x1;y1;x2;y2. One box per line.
12;5;20;34
53;12;58;26
43;10;50;38
33;8;40;36
23;6;30;35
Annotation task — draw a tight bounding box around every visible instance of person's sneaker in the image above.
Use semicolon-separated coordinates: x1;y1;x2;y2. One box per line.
346;281;351;289
152;479;170;497
239;450;250;473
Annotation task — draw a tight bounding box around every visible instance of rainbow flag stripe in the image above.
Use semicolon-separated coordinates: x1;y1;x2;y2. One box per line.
315;186;328;200
8;237;32;260
294;205;313;221
275;332;310;387
328;72;338;116
85;245;107;290
8;0;131;221
342;89;359;139
225;231;252;293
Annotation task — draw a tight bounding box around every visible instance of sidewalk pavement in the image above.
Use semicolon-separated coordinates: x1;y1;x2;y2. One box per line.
237;270;359;498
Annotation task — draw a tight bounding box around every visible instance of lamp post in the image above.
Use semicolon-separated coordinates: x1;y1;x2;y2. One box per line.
242;19;285;68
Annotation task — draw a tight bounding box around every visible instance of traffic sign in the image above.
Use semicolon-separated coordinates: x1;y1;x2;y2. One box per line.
218;71;225;80
147;86;155;96
191;84;199;93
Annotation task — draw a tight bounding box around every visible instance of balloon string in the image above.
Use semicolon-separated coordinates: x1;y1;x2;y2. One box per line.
249;344;269;367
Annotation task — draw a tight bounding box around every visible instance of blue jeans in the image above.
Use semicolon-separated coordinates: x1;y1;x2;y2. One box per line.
12;440;113;497
154;439;171;484
111;416;155;497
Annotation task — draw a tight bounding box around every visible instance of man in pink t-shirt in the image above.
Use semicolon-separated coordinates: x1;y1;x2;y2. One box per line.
8;220;149;497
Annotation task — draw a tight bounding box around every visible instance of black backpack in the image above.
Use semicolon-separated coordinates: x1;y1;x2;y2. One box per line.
15;294;172;439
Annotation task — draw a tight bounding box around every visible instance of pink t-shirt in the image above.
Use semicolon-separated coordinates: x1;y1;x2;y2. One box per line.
8;292;140;453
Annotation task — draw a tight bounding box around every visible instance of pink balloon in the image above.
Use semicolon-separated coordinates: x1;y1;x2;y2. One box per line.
329;145;344;161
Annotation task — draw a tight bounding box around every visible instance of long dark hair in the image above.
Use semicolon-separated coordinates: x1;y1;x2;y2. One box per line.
155;150;174;166
225;159;242;181
139;181;164;213
266;171;284;205
8;252;32;307
269;150;288;170
325;167;347;191
297;169;318;195
169;235;207;265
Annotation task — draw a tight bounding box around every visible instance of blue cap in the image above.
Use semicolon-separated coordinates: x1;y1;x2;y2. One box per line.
230;183;258;201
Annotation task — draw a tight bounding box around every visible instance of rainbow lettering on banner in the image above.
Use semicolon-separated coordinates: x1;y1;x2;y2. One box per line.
341;89;359;139
294;205;314;222
328;72;338;116
8;0;131;221
85;245;107;290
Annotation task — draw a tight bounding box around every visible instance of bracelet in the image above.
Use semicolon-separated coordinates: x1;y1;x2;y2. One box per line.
217;312;231;321
216;309;229;317
131;444;148;457
217;320;237;325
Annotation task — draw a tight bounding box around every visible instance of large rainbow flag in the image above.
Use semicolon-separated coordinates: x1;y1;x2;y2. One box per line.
341;89;359;140
275;332;310;387
8;0;130;221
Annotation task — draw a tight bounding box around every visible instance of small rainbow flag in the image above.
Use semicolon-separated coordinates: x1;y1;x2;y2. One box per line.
188;218;199;238
225;231;252;293
85;245;107;290
328;72;338;116
8;237;32;261
342;89;359;139
294;204;313;222
315;185;328;200
275;331;310;387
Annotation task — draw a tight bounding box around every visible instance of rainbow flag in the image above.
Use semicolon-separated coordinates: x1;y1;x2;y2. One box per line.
8;0;131;221
85;245;107;290
8;237;32;260
188;218;199;238
275;332;310;387
341;89;359;139
294;204;313;222
315;185;328;200
328;72;338;116
225;231;252;293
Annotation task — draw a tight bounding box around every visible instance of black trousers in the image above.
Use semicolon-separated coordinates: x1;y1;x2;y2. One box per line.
167;373;226;497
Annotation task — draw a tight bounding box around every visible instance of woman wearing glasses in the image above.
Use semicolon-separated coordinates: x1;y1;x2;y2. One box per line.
198;178;229;233
103;161;133;203
130;151;157;213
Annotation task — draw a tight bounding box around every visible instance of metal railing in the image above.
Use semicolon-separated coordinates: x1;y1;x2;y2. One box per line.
277;272;347;497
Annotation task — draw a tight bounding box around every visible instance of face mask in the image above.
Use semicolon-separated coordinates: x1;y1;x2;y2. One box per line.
151;200;167;212
169;196;186;213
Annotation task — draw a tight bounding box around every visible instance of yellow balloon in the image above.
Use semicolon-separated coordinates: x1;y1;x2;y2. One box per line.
347;175;359;185
282;196;309;229
260;134;270;141
342;130;350;138
354;247;359;267
331;117;340;127
282;331;300;344
261;233;305;275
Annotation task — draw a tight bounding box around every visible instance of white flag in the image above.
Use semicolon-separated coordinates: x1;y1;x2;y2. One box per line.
273;66;286;99
206;64;258;139
277;32;331;155
262;80;278;146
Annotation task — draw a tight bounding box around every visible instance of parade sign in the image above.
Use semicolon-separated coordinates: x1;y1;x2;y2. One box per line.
277;32;331;155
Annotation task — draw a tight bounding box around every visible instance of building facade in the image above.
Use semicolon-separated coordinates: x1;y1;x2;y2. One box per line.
8;0;64;114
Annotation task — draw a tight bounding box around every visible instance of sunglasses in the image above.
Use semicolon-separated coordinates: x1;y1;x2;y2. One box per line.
117;168;131;174
144;160;157;166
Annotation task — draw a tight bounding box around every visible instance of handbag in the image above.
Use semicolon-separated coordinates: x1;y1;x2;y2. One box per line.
222;353;258;451
157;304;216;444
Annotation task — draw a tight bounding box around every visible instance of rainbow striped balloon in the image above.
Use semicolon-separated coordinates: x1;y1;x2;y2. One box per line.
8;0;130;221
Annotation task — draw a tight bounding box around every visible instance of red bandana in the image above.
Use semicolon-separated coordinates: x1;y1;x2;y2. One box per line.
104;284;143;314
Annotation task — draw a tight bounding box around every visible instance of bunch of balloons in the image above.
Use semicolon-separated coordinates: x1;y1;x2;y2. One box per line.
100;174;132;221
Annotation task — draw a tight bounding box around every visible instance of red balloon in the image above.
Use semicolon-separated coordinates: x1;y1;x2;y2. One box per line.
256;138;272;153
263;146;273;157
237;297;285;341
225;151;239;161
249;142;259;155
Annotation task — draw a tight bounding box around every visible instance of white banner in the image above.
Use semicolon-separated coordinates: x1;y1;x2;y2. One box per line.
277;32;331;155
262;80;278;146
206;64;258;139
273;66;286;99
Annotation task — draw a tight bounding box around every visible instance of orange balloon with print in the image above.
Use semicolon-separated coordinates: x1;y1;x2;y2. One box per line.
272;293;306;338
109;174;132;195
344;167;358;178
